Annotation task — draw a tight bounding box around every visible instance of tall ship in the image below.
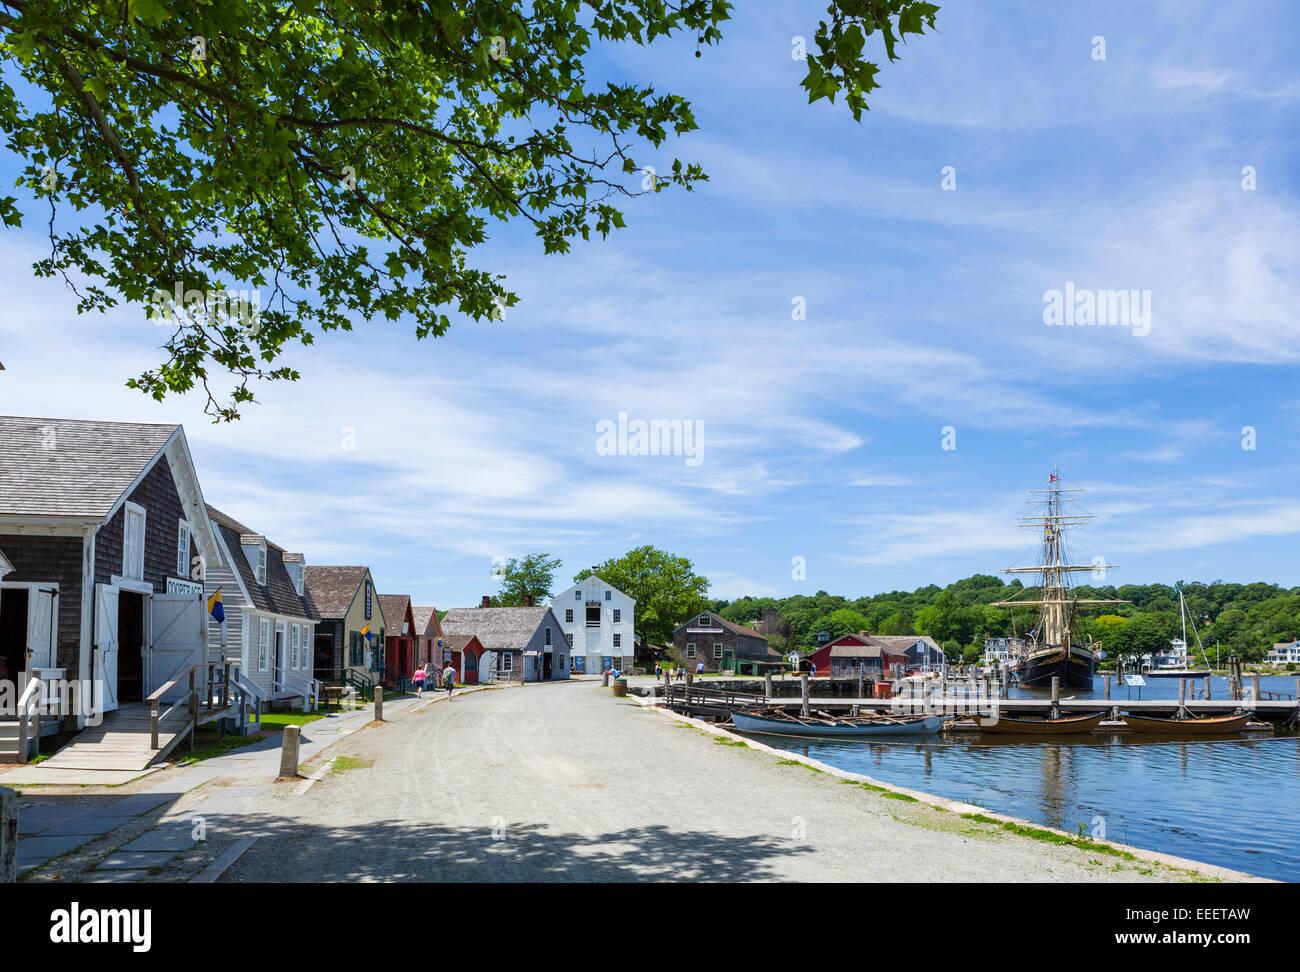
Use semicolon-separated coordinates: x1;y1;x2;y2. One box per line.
992;469;1127;689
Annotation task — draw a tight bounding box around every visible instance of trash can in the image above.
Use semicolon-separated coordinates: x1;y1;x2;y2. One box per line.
612;677;628;697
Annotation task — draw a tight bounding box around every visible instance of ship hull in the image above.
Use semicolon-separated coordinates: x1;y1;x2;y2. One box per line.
1018;646;1094;689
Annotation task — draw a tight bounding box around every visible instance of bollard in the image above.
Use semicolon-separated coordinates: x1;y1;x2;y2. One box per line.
1104;674;1111;700
1;786;15;884
1251;673;1260;701
1050;676;1060;719
278;725;301;779
800;674;810;718
375;685;384;722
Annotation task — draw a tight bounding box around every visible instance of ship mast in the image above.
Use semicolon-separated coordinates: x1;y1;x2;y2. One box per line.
991;465;1126;653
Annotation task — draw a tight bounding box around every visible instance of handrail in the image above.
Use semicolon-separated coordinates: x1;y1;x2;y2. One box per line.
148;662;234;750
17;677;42;764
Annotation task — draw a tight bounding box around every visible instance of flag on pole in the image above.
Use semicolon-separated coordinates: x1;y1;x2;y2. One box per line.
1049;473;1059;482
207;589;225;623
361;623;372;642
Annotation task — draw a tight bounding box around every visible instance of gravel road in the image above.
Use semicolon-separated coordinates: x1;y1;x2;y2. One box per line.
220;680;1207;882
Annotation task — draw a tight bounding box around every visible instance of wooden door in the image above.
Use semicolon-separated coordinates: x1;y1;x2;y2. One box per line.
94;584;119;713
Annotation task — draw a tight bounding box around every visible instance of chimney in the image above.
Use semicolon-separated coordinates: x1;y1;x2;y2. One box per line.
481;595;491;608
524;595;534;607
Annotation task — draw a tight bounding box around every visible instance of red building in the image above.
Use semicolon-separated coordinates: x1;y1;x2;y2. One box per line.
378;594;417;678
443;633;486;684
804;633;907;679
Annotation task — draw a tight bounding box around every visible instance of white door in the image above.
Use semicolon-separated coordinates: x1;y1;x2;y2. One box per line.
149;593;205;703
94;583;120;713
26;588;55;671
274;622;286;691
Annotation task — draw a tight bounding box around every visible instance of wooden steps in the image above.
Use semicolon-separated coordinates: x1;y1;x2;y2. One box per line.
36;701;233;772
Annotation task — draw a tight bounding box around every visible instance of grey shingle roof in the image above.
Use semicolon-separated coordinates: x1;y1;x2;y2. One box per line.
0;415;178;517
304;565;369;619
441;606;553;652
411;606;439;637
378;595;411;635
207;505;317;622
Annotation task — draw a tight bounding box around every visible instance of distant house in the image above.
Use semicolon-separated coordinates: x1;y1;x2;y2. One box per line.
203;505;320;711
869;634;946;671
805;633;906;679
0;417;222;755
412;606;445;669
1267;640;1300;666
304;566;387;684
378;594;417;679
672;611;784;675
551;574;635;674
440;601;570;682
983;637;1025;665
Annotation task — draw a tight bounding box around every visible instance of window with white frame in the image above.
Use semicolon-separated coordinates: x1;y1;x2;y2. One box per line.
501;653;512;671
613;633;621;648
291;624;299;668
256;543;267;586
686;642;696;657
565;633;573;646
575;589;582;600
565;608;574;623
123;503;146;581
604;590;611;601
612;608;621;623
713;642;723;658
176;519;191;577
545;626;552;646
258;618;270;671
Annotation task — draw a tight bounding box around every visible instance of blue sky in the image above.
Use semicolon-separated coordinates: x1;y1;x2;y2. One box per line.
2;1;1299;609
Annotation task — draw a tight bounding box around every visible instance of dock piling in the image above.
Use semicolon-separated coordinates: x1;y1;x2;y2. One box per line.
800;675;810;718
765;672;773;702
1104;674;1111;701
374;685;383;722
1050;677;1060;719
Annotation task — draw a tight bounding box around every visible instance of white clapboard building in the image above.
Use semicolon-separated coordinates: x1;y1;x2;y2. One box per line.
550;574;634;674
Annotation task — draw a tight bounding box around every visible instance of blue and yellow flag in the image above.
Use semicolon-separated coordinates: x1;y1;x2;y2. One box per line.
361;623;372;641
207;589;225;624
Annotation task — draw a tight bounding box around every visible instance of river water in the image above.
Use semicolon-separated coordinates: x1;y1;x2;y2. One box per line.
754;675;1300;881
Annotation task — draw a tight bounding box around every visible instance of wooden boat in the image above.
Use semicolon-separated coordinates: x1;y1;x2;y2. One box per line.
1143;669;1212;678
969;711;1106;735
730;710;945;737
1122;711;1251;733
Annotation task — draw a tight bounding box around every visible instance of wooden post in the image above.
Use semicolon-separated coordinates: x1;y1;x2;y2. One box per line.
374;685;384;722
1250;673;1260;701
857;670;864;701
1203;675;1211;701
278;725;301;779
0;786;15;884
1104;674;1111;700
765;672;773;702
982;674;991;700
1050;676;1060;719
1178;678;1187;710
150;702;160;750
684;672;693;708
800;674;810;718
221;663;231;707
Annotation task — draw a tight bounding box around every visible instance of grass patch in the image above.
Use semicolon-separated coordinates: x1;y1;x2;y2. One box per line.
259;710;331;730
838;778;918;802
776;758;824;775
959;813;1137;860
713;737;746;747
330;756;373;774
174;731;262;765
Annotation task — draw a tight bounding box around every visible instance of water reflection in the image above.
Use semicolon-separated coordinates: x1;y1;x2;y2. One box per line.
767;727;1300;880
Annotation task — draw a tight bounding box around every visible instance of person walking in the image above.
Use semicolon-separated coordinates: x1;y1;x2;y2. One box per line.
443;664;456;697
412;666;426;698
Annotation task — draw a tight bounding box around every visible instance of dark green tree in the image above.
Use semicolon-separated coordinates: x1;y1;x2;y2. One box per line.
496;552;561;606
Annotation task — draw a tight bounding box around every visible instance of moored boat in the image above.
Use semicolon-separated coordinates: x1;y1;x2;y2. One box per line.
730;710;945;737
969;711;1106;735
1122;711;1252;734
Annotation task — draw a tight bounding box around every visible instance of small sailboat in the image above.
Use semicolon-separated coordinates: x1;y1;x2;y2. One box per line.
730;709;945;737
968;711;1106;735
1122;711;1251;734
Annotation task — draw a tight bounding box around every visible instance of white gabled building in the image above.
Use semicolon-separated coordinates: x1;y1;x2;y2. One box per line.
551;574;634;674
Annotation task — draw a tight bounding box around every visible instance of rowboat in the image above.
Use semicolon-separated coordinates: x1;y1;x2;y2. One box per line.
1122;711;1252;734
730;710;946;737
968;711;1106;735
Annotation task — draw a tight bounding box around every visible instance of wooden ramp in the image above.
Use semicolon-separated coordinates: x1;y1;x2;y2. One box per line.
40;702;196;772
